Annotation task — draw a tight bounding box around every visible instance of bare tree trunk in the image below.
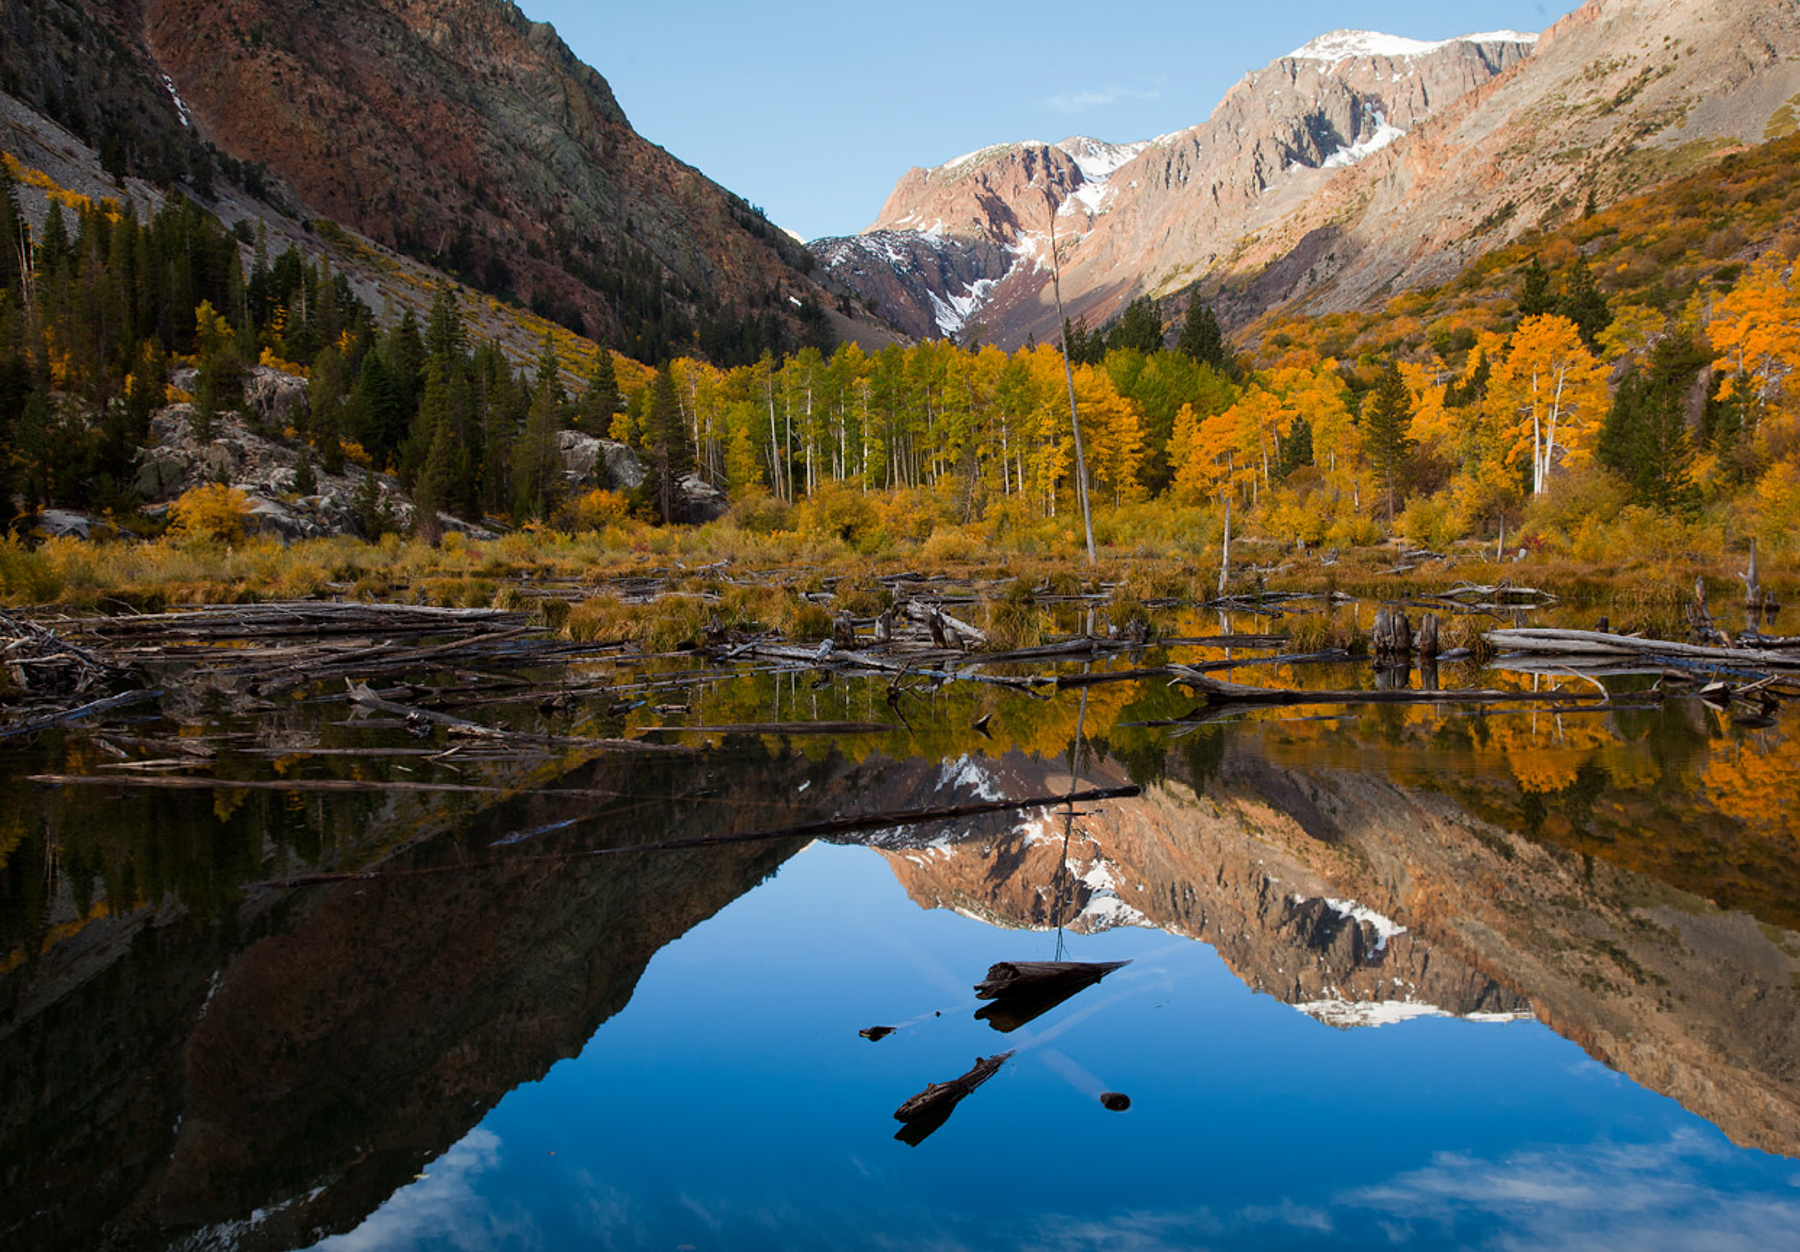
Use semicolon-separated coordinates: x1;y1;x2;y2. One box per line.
1045;192;1096;567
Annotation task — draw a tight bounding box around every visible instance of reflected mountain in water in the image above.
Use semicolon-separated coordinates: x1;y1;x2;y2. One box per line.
869;744;1800;1157
3;687;1798;1250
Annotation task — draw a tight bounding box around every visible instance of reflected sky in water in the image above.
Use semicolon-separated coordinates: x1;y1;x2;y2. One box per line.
318;844;1800;1251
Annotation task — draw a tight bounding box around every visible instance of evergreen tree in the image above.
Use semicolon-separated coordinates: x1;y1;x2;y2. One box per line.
1362;363;1415;524
642;363;691;524
512;380;564;520
1108;296;1165;355
1518;255;1556;320
1443;349;1491;408
1175;289;1229;370
1558;257;1612;353
577;348;621;433
1597;366;1695;512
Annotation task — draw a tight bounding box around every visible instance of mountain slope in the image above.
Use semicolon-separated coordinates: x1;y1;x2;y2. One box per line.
820;0;1800;349
815;29;1538;346
37;0;877;361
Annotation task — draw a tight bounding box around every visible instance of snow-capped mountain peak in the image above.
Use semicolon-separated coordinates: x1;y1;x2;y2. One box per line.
1289;28;1539;62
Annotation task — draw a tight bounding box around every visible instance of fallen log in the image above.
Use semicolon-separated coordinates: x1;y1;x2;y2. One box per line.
894;1051;1014;1145
1169;669;1622;708
636;720;893;737
0;689;163;739
975;960;1133;1000
973;959;1131;1032
1485;628;1800;670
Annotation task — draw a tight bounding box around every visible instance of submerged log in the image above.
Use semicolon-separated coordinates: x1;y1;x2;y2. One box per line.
974;959;1132;1032
974;960;1132;1001
893;1051;1014;1145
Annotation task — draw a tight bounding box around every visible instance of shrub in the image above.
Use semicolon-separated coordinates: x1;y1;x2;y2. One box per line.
168;484;253;544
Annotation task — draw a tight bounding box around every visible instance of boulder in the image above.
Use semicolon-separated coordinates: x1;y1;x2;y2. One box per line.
557;430;644;492
674;473;728;525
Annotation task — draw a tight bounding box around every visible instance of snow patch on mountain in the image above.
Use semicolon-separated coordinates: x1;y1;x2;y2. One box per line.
1295;893;1408;954
928;278;997;337
1290;29;1538;62
162;74;192;128
1321;110;1407;168
935;754;1005;801
1055;136;1148;182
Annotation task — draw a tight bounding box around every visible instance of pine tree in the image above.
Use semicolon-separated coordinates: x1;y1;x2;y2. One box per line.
1175;289;1230;370
1108;296;1164;355
512;381;564;520
1362;363;1414;525
1518;255;1556;321
642;363;691;524
1597;367;1697;512
577;348;621;434
1559;257;1612;353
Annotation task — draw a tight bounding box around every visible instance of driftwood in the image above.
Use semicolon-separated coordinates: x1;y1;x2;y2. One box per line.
1;689;162;739
637;720;892;737
975;959;1132;1000
894;1051;1014;1145
26;774;632;798
1486;628;1800;670
344;679;680;751
1169;669;1622;708
973;959;1131;1033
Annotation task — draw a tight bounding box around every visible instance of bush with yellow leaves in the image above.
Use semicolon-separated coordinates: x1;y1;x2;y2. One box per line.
168;484;254;544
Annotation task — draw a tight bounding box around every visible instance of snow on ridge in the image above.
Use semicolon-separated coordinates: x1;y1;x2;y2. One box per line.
939;141;1045;173
162;74;191;128
1288;28;1538;62
1321;109;1408;168
1297;997;1535;1029
1054;136;1148;183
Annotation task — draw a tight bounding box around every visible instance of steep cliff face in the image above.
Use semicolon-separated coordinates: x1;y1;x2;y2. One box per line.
822;0;1800;347
45;0;851;356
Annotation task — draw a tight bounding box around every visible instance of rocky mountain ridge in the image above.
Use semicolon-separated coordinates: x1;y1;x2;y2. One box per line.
817;0;1800;347
13;0;892;360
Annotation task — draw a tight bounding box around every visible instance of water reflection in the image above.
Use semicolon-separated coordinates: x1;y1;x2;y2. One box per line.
1;632;1797;1248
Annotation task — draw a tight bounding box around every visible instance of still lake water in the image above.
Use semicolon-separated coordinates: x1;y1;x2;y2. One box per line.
3;613;1799;1250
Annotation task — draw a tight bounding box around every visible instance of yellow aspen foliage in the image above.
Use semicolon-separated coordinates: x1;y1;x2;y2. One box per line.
1709;258;1800;413
1749;458;1800;553
1596;304;1666;363
1702;733;1800;843
194;300;235;359
168;484;253;544
1398;360;1454;447
1489;315;1608;495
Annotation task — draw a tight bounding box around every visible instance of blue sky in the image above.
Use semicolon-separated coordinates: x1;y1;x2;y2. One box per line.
519;1;1581;242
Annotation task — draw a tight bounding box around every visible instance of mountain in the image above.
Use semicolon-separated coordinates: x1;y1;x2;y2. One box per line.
866;747;1800;1158
817;0;1800;348
2;0;887;361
